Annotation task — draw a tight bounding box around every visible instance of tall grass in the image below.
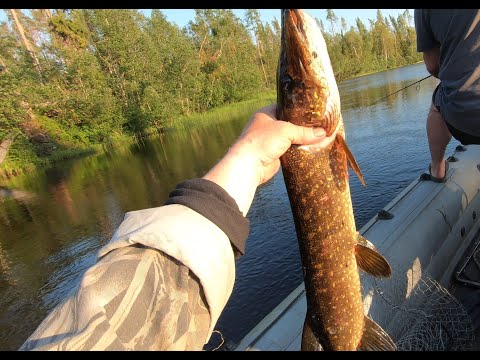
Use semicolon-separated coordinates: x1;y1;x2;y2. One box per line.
166;91;276;131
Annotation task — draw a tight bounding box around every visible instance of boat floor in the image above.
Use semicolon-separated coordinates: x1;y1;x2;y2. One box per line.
449;228;480;351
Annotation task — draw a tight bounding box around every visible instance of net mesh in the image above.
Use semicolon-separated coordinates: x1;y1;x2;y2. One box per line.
365;266;475;351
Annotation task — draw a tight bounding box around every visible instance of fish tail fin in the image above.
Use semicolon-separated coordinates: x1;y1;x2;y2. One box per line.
358;316;397;351
336;133;366;186
355;234;392;278
301;317;323;351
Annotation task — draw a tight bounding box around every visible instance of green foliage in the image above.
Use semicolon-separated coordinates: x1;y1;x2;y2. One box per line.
323;10;422;81
0;9;422;179
0;70;24;139
0;23;28;139
172;90;275;131
49;11;89;49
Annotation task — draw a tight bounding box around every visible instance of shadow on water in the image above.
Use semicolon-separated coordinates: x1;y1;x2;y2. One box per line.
0;63;462;350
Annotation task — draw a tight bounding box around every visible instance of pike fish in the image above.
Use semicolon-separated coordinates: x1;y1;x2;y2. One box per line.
277;9;396;351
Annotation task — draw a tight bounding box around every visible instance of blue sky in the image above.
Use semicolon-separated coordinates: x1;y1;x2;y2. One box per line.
0;9;413;31
159;9;413;30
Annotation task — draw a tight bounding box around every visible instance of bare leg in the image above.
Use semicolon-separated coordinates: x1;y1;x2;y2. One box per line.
426;103;452;179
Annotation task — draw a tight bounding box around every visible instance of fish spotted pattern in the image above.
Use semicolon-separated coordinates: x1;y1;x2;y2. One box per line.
277;9;396;351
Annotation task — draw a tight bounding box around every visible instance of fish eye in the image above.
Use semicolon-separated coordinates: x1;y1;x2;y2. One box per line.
312;51;318;59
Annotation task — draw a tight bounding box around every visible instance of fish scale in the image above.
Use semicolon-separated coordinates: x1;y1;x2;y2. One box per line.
282;132;364;350
277;9;396;351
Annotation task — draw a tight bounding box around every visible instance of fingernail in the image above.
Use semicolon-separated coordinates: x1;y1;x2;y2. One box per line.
313;127;326;137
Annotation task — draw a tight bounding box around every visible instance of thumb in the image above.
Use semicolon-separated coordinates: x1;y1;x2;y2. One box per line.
284;122;327;146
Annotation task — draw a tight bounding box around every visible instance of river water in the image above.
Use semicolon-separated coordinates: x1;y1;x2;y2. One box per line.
0;63;461;350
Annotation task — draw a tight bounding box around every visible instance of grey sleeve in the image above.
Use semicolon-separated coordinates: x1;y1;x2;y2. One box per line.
20;245;211;351
414;9;440;52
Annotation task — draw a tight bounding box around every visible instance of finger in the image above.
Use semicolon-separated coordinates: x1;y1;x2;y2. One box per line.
283;122;327;145
261;161;281;185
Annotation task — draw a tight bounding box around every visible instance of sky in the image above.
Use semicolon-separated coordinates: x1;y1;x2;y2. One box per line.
0;9;414;31
159;9;413;30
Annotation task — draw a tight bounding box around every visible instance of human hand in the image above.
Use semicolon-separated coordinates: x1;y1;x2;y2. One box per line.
203;104;329;216
234;104;329;185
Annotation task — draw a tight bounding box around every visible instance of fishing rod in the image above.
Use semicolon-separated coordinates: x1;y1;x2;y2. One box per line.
370;74;433;106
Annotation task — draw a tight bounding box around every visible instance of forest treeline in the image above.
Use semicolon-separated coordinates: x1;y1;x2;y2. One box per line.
0;9;421;175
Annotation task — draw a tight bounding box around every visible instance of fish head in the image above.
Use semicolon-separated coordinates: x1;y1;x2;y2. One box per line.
277;9;340;136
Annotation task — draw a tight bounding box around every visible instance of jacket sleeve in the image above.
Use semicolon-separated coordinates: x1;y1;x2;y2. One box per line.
21;179;250;350
20;244;211;350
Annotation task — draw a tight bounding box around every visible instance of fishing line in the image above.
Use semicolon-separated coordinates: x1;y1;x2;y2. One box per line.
370;75;433;106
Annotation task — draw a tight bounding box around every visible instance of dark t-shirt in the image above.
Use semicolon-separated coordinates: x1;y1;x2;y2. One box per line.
415;9;480;136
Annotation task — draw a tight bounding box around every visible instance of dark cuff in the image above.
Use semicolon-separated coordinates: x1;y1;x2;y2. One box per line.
164;178;250;256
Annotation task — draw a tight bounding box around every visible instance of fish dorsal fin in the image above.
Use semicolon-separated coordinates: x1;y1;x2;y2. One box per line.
335;133;366;186
358;316;397;351
355;234;392;278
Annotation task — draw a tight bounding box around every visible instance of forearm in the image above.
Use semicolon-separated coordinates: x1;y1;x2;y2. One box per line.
428;67;439;79
203;140;260;217
21;245;211;351
423;48;440;78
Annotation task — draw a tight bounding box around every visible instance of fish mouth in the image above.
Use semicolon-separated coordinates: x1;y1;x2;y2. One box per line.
281;9;314;79
278;9;334;134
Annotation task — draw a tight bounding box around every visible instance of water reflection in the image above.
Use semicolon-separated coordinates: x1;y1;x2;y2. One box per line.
340;63;438;111
0;105;255;350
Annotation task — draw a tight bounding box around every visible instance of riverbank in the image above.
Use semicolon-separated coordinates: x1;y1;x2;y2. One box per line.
348;61;425;80
0;91;276;182
0;60;423;182
166;91;275;131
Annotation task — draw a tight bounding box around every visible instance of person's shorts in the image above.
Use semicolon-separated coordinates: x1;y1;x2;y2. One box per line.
432;84;480;145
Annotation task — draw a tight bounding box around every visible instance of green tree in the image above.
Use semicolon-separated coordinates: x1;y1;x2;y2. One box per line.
244;9;267;87
370;10;397;68
46;10;124;140
0;21;27;140
146;10;203;117
83;9;161;132
326;9;338;36
188;9;262;110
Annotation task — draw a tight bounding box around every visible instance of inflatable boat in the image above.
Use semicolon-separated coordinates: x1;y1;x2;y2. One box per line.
235;144;480;351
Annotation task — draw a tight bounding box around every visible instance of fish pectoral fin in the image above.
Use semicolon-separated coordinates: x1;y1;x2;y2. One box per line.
356;232;377;250
335;134;366;186
354;239;392;278
357;316;397;351
301;318;324;351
